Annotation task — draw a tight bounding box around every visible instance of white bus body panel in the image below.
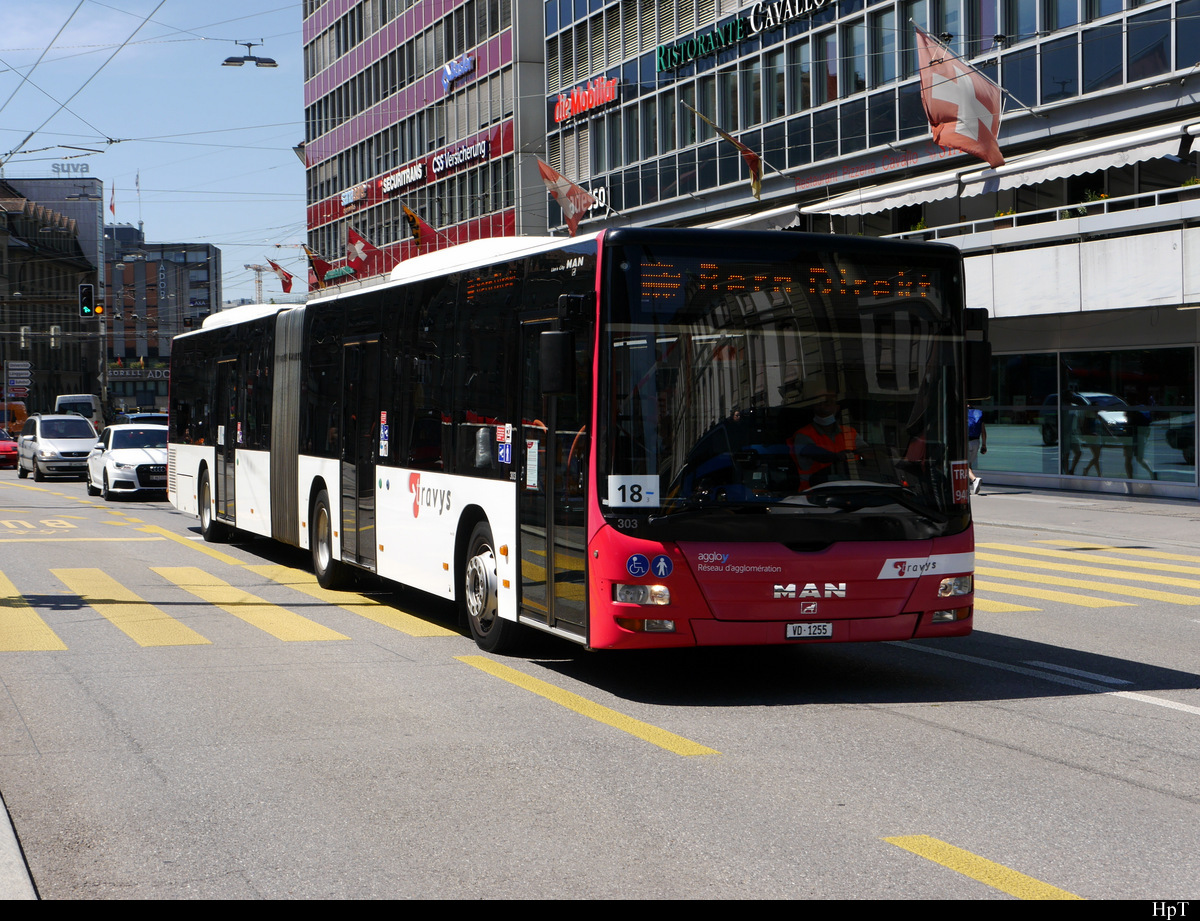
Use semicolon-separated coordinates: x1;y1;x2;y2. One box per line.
233;448;272;538
168;443;213;517
296;454;341;553
376;469;517;620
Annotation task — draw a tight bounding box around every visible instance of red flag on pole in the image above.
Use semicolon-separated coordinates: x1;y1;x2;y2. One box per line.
346;227;381;274
402;205;438;249
536;158;596;237
109;185;115;216
302;244;332;290
680;101;763;199
266;258;294;294
915;25;1005;168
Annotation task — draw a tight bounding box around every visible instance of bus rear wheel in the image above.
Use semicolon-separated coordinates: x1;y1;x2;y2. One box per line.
463;521;522;653
312;489;349;589
198;469;230;542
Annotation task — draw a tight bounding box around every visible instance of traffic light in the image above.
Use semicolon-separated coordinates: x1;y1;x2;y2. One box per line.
78;283;95;318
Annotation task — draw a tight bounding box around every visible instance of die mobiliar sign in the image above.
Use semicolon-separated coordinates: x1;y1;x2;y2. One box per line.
553;77;619;123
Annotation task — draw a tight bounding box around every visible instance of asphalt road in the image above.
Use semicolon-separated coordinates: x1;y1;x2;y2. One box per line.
0;473;1197;899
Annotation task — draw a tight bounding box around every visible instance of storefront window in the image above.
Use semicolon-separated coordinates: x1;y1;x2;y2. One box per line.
981;349;1196;483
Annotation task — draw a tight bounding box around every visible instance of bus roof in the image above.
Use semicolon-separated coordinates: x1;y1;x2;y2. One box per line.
302;233;602;305
182;302;297;337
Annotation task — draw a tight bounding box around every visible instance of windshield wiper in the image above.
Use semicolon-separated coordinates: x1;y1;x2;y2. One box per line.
801;482;949;524
648;493;772;522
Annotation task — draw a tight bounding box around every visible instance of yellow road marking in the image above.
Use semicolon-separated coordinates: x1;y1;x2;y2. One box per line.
154;567;347;642
973;597;1039;613
246;564;457;637
976;565;1200;606
977;551;1200;593
885;835;1083;900
457;655;719;756
136;524;244;566
974;579;1132;608
980;542;1200;577
53;568;210;647
0;537;163;542
1037;540;1200;564
0;571;67;651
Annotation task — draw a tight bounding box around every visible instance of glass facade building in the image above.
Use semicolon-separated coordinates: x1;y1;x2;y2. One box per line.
302;0;548;271
542;0;1200;497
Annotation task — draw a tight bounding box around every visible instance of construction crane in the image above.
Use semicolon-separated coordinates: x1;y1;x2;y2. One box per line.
244;263;270;304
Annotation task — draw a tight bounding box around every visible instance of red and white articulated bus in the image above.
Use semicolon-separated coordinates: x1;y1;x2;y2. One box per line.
168;228;981;653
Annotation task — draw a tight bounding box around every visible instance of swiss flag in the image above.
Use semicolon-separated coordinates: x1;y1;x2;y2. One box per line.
266;258;293;294
346;227;381;274
915;26;1004;168
536;158;596;237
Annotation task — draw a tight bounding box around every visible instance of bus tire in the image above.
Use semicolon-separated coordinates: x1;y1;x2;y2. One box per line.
312;489;349;589
463;521;522;654
198;469;230;542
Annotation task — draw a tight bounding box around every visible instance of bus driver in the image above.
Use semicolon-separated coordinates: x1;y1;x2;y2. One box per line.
790;392;863;490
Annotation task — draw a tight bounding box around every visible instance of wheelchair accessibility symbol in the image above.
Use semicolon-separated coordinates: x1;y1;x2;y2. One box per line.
626;554;650;577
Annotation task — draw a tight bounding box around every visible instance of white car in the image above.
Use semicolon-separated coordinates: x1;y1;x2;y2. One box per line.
86;424;168;500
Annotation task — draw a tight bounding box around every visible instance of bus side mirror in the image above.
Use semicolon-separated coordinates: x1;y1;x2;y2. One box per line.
540;330;574;395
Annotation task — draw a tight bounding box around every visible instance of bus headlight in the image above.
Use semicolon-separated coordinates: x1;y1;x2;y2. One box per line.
613;584;671;605
938;575;973;597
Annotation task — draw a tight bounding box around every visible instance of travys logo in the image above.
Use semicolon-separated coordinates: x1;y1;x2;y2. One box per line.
878;552;974;579
408;472;452;518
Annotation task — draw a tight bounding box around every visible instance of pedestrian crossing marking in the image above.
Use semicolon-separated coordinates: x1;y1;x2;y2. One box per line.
0;571;67;651
973;597;1039;613
979;542;1200;578
974;578;1133;608
976;565;1200;606
976;550;1200;593
246;564;458;637
136;524;243;565
52;568;211;647
1036;540;1200;565
153;567;348;642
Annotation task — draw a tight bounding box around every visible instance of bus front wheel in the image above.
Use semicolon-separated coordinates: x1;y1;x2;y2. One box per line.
198;469;230;542
463;521;522;653
312;489;349;589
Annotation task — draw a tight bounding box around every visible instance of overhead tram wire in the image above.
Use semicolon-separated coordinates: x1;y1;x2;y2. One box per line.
0;0;86;121
0;0;170;167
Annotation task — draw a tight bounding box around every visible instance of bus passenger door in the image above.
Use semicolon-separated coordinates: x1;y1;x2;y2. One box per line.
519;318;589;636
215;358;236;523
341;338;379;571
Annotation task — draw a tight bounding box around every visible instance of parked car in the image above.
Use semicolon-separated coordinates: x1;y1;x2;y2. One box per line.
1040;392;1130;446
113;412;168;427
86;424;168;500
0;430;17;469
17;414;99;480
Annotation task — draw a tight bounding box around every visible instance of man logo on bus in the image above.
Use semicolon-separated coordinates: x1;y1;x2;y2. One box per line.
408;472;452;518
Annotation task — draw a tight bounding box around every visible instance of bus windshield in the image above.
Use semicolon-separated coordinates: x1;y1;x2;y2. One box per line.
601;239;968;543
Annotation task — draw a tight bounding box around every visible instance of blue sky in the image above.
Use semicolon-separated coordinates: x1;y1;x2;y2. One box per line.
0;1;306;303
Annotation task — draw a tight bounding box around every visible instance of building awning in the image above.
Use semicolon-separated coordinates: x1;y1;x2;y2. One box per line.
801;167;971;216
802;120;1200;216
702;203;803;230
959;121;1198;197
